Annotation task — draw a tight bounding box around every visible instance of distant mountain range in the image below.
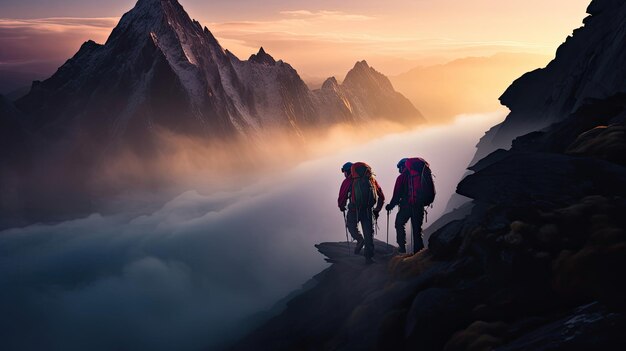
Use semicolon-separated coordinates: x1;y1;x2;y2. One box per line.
1;0;423;154
390;52;551;122
0;0;423;229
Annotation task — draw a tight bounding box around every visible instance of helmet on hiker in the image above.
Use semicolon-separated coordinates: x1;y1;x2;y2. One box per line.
397;158;408;173
341;162;353;176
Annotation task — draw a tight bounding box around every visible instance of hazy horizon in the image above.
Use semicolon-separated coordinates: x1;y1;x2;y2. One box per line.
1;0;590;83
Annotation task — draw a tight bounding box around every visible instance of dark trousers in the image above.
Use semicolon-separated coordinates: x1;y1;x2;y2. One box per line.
395;206;424;253
347;208;375;258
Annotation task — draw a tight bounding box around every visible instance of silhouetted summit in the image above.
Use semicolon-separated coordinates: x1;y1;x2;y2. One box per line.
344;60;394;92
249;47;277;65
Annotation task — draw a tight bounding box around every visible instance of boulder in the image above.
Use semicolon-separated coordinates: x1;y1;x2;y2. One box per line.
457;152;626;207
497;302;626;351
566;124;626;166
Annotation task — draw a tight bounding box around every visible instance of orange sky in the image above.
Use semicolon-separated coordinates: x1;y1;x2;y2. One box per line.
0;0;592;77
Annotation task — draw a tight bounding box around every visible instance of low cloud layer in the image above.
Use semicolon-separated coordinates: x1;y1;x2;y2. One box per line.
0;17;117;92
0;112;504;351
0;17;116;64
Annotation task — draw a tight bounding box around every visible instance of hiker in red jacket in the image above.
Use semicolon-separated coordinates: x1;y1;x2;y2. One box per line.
385;158;435;254
338;162;385;264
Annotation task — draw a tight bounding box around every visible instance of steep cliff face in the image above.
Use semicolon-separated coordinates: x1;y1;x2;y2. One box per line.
474;0;626;161
423;0;626;345
228;47;319;135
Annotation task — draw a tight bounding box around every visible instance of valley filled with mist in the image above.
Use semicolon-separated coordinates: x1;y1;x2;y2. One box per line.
0;111;504;350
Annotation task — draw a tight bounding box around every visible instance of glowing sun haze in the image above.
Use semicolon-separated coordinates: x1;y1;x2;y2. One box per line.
0;0;590;77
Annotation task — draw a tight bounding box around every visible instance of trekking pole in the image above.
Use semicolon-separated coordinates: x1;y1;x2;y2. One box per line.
410;221;413;255
374;211;378;237
342;210;350;255
409;209;413;255
375;218;378;237
386;210;390;246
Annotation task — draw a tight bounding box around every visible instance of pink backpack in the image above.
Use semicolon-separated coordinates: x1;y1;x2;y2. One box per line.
405;158;435;206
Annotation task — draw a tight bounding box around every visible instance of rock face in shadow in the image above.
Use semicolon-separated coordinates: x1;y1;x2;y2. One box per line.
472;0;626;161
457;152;626;207
231;240;397;350
234;0;626;349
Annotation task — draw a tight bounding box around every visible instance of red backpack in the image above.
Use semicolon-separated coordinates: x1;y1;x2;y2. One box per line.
405;158;435;206
350;162;378;208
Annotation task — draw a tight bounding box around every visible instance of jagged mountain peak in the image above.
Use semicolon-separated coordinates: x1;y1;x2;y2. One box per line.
74;40;103;56
249;47;276;65
343;60;394;91
133;0;184;13
106;0;202;46
321;76;339;90
352;60;371;70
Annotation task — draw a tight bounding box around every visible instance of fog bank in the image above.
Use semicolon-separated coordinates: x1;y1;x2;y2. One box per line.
0;110;505;351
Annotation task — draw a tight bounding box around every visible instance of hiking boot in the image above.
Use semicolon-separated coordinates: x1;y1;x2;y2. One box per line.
365;257;375;265
398;245;406;254
354;239;365;255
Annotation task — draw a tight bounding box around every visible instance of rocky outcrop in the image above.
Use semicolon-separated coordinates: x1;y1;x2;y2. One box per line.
565;124;626;165
457;151;626;207
231;241;396;350
472;0;626;161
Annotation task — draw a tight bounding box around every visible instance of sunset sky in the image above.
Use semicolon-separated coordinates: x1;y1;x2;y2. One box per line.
0;0;591;79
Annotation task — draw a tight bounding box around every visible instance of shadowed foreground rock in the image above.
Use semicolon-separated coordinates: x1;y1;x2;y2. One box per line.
231;240;396;350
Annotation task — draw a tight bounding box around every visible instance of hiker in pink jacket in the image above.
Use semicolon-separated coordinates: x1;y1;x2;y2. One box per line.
338;162;385;264
385;158;435;254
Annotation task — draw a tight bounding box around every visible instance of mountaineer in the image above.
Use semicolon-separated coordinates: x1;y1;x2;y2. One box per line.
338;162;385;264
385;157;435;254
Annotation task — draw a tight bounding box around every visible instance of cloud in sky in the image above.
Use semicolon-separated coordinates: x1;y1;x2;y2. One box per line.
0;17;116;66
0;17;118;31
278;9;375;21
208;9;559;77
0;0;590;79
